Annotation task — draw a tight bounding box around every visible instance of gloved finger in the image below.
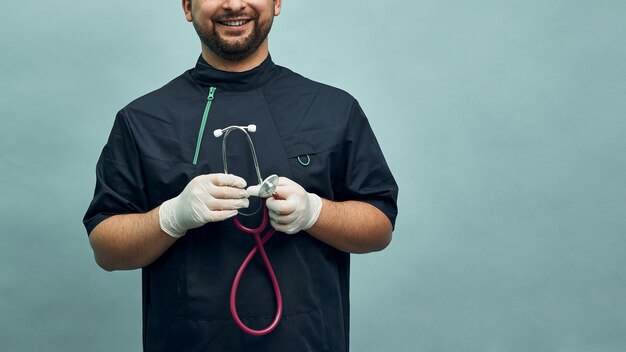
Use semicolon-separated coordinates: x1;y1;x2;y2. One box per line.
268;202;302;224
210;209;239;222
209;186;250;200
207;197;250;210
266;196;297;215
196;175;248;199
267;210;284;225
276;176;297;186
192;182;248;204
245;184;261;197
207;173;248;189
269;218;299;235
272;177;302;199
268;217;282;231
269;209;300;225
268;209;280;224
272;185;303;203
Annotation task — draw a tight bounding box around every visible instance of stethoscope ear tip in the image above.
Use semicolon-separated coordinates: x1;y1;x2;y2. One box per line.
213;129;223;138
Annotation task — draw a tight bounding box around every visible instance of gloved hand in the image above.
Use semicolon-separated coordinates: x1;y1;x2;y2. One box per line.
262;177;322;234
159;173;249;238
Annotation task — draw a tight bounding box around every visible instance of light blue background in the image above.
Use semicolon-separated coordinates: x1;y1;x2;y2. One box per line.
1;1;625;351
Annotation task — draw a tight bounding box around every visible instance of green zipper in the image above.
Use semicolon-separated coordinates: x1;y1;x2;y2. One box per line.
192;86;217;165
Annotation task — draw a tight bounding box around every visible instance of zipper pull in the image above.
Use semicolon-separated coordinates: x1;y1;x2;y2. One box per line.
208;86;216;101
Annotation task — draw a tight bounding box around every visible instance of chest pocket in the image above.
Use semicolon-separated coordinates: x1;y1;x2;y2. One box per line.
281;129;340;200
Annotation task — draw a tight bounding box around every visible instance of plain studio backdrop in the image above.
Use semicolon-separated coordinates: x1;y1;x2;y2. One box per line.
1;1;625;351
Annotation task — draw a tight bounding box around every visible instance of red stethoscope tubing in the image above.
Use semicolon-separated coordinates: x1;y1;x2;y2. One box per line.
230;200;283;335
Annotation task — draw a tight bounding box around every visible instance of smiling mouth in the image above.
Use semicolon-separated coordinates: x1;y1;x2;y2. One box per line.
218;19;252;27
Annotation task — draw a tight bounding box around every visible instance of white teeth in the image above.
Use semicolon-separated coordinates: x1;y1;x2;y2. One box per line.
223;20;247;26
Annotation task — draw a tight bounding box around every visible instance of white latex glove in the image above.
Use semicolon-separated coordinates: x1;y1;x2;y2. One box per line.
263;177;322;235
159;173;249;238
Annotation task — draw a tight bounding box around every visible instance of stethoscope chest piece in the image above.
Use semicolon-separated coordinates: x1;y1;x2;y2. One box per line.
258;174;279;198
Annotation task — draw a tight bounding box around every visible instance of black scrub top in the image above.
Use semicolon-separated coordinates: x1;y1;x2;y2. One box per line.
84;55;398;352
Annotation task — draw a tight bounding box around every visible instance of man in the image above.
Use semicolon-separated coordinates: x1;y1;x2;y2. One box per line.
84;0;398;350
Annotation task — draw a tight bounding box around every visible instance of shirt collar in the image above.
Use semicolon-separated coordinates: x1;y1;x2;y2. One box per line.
191;54;279;91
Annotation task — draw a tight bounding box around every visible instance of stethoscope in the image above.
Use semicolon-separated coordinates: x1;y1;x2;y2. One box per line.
213;124;282;336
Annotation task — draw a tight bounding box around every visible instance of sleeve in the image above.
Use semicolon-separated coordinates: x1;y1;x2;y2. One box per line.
334;100;399;228
83;110;149;235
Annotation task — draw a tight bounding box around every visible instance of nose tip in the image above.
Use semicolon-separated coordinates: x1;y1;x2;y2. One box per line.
223;0;246;12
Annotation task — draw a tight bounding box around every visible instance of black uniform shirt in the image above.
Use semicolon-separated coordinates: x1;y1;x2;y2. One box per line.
84;55;398;352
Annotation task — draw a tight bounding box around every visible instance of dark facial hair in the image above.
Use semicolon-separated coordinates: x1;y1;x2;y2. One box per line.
193;11;274;62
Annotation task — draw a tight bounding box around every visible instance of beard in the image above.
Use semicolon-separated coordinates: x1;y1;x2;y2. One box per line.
192;12;274;62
